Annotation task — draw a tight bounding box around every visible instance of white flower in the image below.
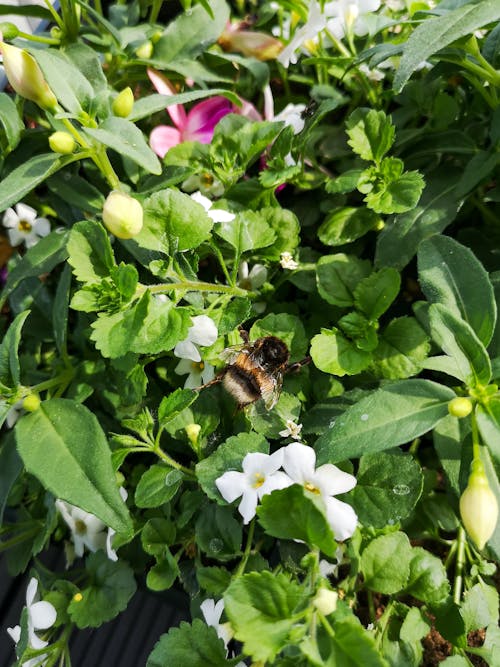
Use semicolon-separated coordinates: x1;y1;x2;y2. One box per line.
5;399;24;428
216;450;292;524
106;487;128;561
238;262;268;290
175;358;215;389
182;173;225;198
55;499;108;558
190;190;235;222
358;62;385;82
319;546;344;578
174;315;218;362
279;419;303;441
7;577;56;653
263;85;306;134
2;203;50;248
277;1;326;67
200;598;233;648
282;442;358;541
280;251;299;270
324;0;381;41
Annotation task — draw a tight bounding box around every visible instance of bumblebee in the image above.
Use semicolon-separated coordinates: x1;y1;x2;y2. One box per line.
198;329;310;410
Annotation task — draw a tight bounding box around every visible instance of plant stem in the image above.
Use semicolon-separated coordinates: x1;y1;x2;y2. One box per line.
17;30;60;45
453;525;466;604
43;0;64;29
236;519;255;576
154;446;196;478
139;281;250;298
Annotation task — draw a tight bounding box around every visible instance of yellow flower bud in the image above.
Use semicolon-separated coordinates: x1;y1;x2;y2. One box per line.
49;131;76;154
0;41;57;111
102;191;143;239
22;393;41;412
313;588;338;616
112;87;134;118
185;423;201;446
135;41;154;59
460;460;499;550
448;397;473;418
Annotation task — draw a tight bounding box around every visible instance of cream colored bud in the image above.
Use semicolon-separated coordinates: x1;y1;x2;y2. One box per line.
102;191;143;239
448;397;473;418
22;393;41;412
135;41;154;59
460;460;499;550
112;87;134;118
185;423;201;446
49;131;76;154
313;588;338;616
0;41;57;111
218;29;283;61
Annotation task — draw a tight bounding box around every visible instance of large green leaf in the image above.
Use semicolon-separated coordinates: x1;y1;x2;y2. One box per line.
147;620;230;667
0;92;23;151
418;235;496;347
15;399;133;535
394;1;500;91
67;220;115;283
0;310;29;390
0;153;66;213
315;379;455;464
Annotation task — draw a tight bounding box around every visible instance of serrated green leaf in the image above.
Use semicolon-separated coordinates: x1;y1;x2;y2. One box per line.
147;619;229;667
216;210;275;254
361;532;412;594
345;108;395;163
318;206;382;246
354;267;400;321
405;547;450;604
67;220;115;283
316;254;371;308
158;389;198;427
460;581;499;633
364;166;425;215
147;548;180;591
310;329;372;377
257;207;300;260
142;518;176;556
371;316;430;379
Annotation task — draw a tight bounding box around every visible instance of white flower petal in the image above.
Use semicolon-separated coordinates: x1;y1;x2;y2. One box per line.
315;463;357;495
28;627;48;650
32;217;51;237
208;208;235;223
7;227;25;247
238;488;259;524
2;207;19;228
184;369;202;388
190;190;212;211
15;203;37;222
174;339;201;361
7;625;21;643
174;358;193;375
106;528;118;561
26;577;39;607
201;598;223;626
216;470;246;503
30;601;57;630
258;470;293;498
188;315;218;347
325;496;358;541
282;442;316;482
201;363;215;384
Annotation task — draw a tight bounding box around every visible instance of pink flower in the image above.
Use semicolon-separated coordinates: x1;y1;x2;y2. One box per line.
148;69;234;158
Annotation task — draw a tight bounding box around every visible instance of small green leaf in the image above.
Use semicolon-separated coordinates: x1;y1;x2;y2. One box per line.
0;153;64;213
405;547;450;604
325;169;364;195
345;108;395;163
147;548;180;591
476;400;500;467
354;267;400;321
460;581;499;632
67;220;115;283
135;466;183;508
196;566;232;596
15;398;133;534
52;263;72;356
400;607;431;645
0;310;29;389
195;503;242;561
0;92;23;150
371;316;430;379
158;389;198;427
216;210;275;254
142;518;176;555
147;620;229;667
361;532;413;594
318;207;382;246
47;172;105;214
68;551;136;628
310;329;372;377
257;207;300;261
316;254;371;307
364;165;425;215
0;433;23;523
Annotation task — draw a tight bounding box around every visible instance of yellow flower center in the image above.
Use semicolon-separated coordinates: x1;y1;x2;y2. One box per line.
73;592;83;602
201;173;214;186
253;472;265;488
75;519;87;535
18;219;32;233
191;361;204;372
304;481;320;494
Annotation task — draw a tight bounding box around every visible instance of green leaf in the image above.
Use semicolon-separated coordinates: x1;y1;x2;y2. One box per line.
345;108;395;163
47;172;105;214
476;399;500;467
196;432;268;502
224;571;307;663
67;551;136;628
158;389;198;427
429;303;492;387
394;1;500;91
196;565;232;596
310;329;372;377
248;391;302;439
142;518;176;555
85;117;161;175
217;297;251;335
318;207;382;246
216;210;275;254
364;164;425;215
325;169;364;195
250;312;309;360
352;452;423;528
400;607;431;645
0;153;65;213
418;235;496;347
151;0;229;65
195;503;242;561
405;547;450;604
52;263;72;356
257;485;338;557
460;581;499;633
0;433;23;523
67;220;115;283
135;466;184;508
147;620;229;667
360;532;413;594
147;548;180;591
354;267;400;321
0;310;29;389
15;398;133;535
143;189;213;252
375;168;462;269
129;89;241;122
371;317;430;379
433;414;463;498
257;207;300;261
316;254;371;308
315;379;456;464
0;92;23;151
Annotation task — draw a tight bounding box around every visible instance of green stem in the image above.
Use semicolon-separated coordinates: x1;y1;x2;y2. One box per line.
470;411;481;462
154;446;196;479
375;599;394;647
16;30;60;45
138;281;250;298
208;241;234;286
236;519;255;576
318;611;335;638
453;525;467;604
149;0;163;23
43;0;64;29
0;528;39;551
31;369;75;395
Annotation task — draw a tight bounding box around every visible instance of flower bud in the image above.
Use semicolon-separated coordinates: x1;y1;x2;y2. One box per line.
0;41;58;111
448;397;473;418
218;27;283;61
135;40;153;59
102;191;143;239
112;87;134;118
460;460;499;550
0;22;19;40
313;588;338;616
185;423;201;446
49;131;76;154
22;393;41;412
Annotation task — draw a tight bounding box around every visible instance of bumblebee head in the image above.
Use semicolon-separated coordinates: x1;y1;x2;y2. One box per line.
256;336;290;371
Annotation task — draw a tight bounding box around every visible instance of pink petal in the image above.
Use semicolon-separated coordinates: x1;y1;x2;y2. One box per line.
236;97;262;121
147;68;186;129
185;97;233;143
149;125;182;158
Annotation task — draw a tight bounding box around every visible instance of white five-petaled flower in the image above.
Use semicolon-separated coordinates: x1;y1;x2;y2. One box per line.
282;442;358;541
277;1;326;67
200;598;233;648
55;499;108;558
174;315;218;388
263;85;306;135
190;191;235;223
279;419;303;441
7;577;57;654
238;261;268;291
216;450;292;524
175;357;216;389
2;203;50;249
280;251;299;270
324;0;381;41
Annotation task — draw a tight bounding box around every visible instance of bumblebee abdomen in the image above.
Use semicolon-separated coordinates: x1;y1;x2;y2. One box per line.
222;366;261;406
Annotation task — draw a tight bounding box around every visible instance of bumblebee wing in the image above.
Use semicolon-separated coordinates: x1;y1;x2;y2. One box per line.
219;344;246;364
261;374;282;410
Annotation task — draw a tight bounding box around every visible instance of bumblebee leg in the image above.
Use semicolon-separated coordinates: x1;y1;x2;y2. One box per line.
193;374;223;392
286;356;311;373
238;327;250;343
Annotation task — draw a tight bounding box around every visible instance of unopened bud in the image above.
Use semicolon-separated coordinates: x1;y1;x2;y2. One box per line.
218;28;283;61
102;191;143;239
460;459;499;550
135;41;153;59
313;588;338;615
448;397;473;418
0;41;58;111
0;22;19;40
22;393;41;412
49;131;76;154
185;423;201;446
112;87;134;118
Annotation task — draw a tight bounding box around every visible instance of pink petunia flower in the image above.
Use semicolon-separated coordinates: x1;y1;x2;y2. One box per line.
147;69;234;158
